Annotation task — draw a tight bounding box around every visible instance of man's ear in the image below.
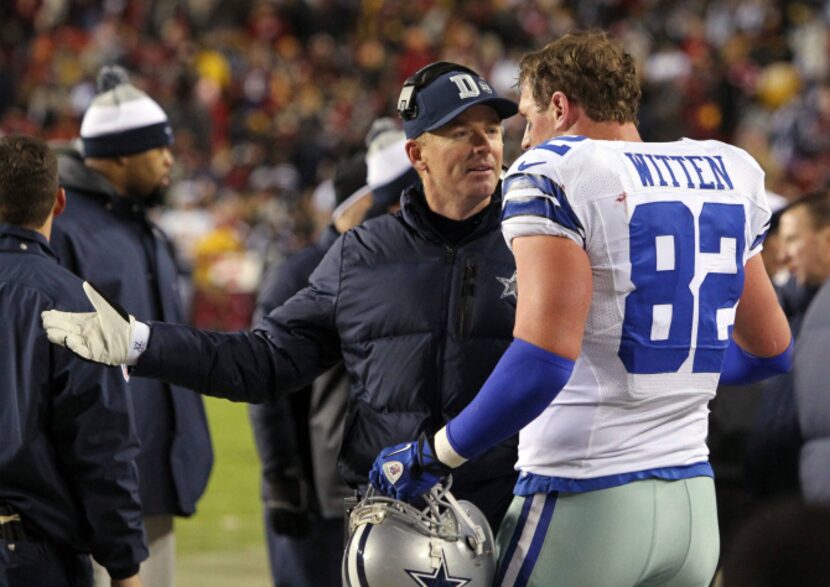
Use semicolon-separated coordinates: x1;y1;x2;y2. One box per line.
53;187;66;218
405;139;427;172
550;91;573;131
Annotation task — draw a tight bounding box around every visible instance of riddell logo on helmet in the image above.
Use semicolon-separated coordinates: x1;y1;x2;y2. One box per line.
383;461;403;484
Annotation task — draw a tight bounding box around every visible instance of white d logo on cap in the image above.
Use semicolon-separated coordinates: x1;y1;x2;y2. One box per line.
449;74;481;99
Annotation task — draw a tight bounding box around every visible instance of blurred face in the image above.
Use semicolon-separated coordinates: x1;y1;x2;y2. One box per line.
761;230;783;278
778;206;830;286
519;80;558;150
123;146;173;199
415;105;503;216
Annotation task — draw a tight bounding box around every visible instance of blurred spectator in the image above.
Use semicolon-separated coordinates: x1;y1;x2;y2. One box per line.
363;117;419;216
759;194;790;286
49;66;212;587
745;193;830;504
787;193;830;506
189;193;263;330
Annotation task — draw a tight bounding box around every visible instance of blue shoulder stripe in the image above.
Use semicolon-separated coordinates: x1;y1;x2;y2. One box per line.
750;221;770;251
502;174;584;237
532;135;587;157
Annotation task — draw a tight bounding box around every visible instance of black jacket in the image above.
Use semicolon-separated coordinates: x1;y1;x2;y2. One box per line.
51;151;213;516
0;225;146;577
135;184;519;524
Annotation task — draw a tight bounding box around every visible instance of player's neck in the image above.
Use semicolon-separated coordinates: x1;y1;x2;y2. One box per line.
569;120;641;142
22;216;53;241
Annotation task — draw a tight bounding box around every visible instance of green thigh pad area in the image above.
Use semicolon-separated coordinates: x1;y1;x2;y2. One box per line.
495;477;719;587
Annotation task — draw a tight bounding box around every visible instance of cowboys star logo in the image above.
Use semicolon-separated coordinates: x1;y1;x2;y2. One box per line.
406;551;471;586
496;271;517;300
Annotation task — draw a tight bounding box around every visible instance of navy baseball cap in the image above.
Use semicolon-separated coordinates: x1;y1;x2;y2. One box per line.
399;64;518;139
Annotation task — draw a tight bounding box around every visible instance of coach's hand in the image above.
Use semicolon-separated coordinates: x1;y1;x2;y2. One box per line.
41;281;145;366
369;432;450;503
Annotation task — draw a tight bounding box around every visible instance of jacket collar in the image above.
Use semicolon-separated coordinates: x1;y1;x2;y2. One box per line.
0;224;56;259
400;180;503;245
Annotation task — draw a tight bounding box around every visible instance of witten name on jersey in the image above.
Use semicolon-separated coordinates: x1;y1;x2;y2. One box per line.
501;136;770;491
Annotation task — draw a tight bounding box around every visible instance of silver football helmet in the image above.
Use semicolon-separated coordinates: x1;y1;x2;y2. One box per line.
342;478;495;586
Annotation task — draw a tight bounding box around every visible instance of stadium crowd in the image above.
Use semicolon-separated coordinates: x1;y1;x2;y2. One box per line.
3;1;830;303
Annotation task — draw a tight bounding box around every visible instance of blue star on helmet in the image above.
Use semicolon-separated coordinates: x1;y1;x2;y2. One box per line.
496;271;517;300
405;551;471;587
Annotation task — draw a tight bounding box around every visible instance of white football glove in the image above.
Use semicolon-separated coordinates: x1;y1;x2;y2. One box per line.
41;281;149;366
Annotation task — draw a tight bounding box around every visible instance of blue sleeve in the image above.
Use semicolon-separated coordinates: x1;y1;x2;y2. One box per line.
446;338;574;460
720;338;793;386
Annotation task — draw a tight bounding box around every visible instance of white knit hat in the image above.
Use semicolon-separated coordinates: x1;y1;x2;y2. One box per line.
80;65;173;158
364;118;418;208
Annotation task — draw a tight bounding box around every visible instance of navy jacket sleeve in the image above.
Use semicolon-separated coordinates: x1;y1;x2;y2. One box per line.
51;329;147;577
132;236;345;403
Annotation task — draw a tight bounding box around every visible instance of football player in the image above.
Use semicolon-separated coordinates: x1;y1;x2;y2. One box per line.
370;30;793;587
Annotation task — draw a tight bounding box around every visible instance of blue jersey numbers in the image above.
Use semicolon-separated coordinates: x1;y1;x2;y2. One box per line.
619;201;746;374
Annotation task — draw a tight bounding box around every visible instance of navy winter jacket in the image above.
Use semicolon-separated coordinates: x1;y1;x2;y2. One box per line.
51;151;212;516
135;184;519;523
0;225;146;578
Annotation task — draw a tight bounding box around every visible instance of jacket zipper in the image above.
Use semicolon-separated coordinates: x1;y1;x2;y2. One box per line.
456;260;478;340
433;246;456;431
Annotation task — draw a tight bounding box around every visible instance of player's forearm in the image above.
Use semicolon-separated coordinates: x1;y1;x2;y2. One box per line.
433;338;575;467
719;337;793;386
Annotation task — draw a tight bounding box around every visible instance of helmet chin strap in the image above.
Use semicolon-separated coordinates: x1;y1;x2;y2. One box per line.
440;487;487;556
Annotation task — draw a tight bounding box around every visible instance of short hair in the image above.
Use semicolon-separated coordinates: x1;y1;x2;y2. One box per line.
782;191;830;231
0;134;58;227
518;30;641;124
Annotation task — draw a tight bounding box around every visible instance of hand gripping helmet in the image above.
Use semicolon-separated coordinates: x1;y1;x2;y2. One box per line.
342;479;496;586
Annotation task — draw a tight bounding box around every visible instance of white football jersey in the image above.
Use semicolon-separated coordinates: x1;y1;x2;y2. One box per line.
501;136;770;486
